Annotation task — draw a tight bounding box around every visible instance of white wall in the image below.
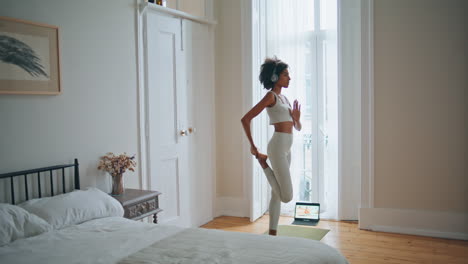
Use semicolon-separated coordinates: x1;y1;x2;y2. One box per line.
0;0;140;196
360;0;468;240
373;0;467;212
214;0;249;216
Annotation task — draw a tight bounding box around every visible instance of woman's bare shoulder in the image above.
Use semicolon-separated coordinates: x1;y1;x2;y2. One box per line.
263;91;276;107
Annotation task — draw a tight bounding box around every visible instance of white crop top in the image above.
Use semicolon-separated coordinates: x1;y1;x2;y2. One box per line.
266;91;293;125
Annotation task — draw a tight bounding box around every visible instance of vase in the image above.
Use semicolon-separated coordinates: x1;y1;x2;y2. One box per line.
156;0;166;6
111;173;124;196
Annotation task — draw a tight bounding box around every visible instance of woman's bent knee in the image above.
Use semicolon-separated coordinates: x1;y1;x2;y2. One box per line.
280;191;293;203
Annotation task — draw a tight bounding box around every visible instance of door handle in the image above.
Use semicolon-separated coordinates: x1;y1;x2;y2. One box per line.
188;127;196;134
180;129;188;136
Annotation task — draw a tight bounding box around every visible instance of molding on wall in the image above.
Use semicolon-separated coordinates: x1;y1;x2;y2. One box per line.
360;0;374;210
337;0;364;221
215;196;249;218
240;0;255;221
358;1;468;242
136;0;149;190
141;2;217;25
359;208;468;240
337;0;344;221
208;23;218;230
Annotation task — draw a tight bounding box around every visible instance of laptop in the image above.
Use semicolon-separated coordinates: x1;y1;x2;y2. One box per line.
291;202;320;226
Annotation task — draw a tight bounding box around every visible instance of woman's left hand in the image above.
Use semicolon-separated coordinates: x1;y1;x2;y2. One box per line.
290;100;301;122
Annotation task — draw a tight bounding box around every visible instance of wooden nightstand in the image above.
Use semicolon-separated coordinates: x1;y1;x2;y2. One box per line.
113;188;162;223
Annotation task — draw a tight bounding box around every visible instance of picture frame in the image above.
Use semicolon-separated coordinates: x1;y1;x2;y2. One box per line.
0;16;61;95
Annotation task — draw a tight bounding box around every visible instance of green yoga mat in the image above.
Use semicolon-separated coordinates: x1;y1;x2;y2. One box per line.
266;225;330;241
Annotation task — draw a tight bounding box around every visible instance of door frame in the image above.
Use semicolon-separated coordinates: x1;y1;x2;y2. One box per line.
242;0;272;222
137;5;149;190
359;0;375;211
241;0;256;221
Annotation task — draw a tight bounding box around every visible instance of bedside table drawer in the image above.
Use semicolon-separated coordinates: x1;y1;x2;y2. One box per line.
125;197;158;219
113;188;162;223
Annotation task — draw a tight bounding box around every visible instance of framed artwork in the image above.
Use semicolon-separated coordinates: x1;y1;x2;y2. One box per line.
0;16;61;95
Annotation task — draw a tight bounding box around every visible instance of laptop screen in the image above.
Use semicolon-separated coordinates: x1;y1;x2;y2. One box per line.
294;203;320;220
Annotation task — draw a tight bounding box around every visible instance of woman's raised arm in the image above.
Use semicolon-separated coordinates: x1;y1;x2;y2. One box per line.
241;92;275;157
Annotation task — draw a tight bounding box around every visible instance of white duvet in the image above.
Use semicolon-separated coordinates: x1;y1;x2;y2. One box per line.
0;217;183;264
0;217;348;264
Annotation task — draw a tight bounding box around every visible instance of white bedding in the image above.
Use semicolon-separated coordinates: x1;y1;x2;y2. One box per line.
0;217;184;264
119;227;349;264
0;217;348;264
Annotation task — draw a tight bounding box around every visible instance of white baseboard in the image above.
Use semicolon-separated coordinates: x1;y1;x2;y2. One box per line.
359;208;468;240
192;215;214;228
215;196;249;218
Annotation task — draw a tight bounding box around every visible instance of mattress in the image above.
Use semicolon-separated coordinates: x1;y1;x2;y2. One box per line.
0;217;348;264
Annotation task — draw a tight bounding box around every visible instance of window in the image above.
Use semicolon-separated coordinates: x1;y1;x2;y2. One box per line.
253;0;338;219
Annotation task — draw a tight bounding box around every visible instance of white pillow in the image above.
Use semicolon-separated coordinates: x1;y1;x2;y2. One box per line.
0;203;52;246
19;187;124;229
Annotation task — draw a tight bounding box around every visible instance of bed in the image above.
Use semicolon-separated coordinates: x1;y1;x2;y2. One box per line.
0;160;349;264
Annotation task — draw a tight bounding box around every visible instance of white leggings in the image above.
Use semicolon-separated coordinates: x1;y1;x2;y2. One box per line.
263;132;293;230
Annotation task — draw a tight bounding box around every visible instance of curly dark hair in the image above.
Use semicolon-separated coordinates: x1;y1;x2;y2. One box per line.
259;56;288;90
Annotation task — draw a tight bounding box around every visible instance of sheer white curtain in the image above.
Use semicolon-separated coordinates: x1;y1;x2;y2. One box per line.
265;0;311;104
265;0;313;216
262;0;339;219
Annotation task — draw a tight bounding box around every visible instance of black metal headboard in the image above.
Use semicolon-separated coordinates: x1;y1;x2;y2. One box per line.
0;159;80;204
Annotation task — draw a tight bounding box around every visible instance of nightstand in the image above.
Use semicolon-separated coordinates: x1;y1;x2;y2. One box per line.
112;188;162;223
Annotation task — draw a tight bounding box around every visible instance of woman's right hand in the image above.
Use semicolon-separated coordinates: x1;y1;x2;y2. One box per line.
250;146;259;158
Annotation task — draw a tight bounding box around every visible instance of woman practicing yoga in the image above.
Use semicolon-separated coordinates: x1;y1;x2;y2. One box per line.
241;57;302;236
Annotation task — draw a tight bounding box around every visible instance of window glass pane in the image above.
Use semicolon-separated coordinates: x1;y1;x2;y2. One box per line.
320;0;337;30
305;0;315;31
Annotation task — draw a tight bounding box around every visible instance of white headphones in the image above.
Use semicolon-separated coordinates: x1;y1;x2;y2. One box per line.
270;64;278;82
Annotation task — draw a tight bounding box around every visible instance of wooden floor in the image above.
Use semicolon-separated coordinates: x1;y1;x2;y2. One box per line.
201;215;468;264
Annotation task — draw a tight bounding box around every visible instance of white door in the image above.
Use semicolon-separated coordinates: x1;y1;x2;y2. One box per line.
145;13;190;227
184;20;215;227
